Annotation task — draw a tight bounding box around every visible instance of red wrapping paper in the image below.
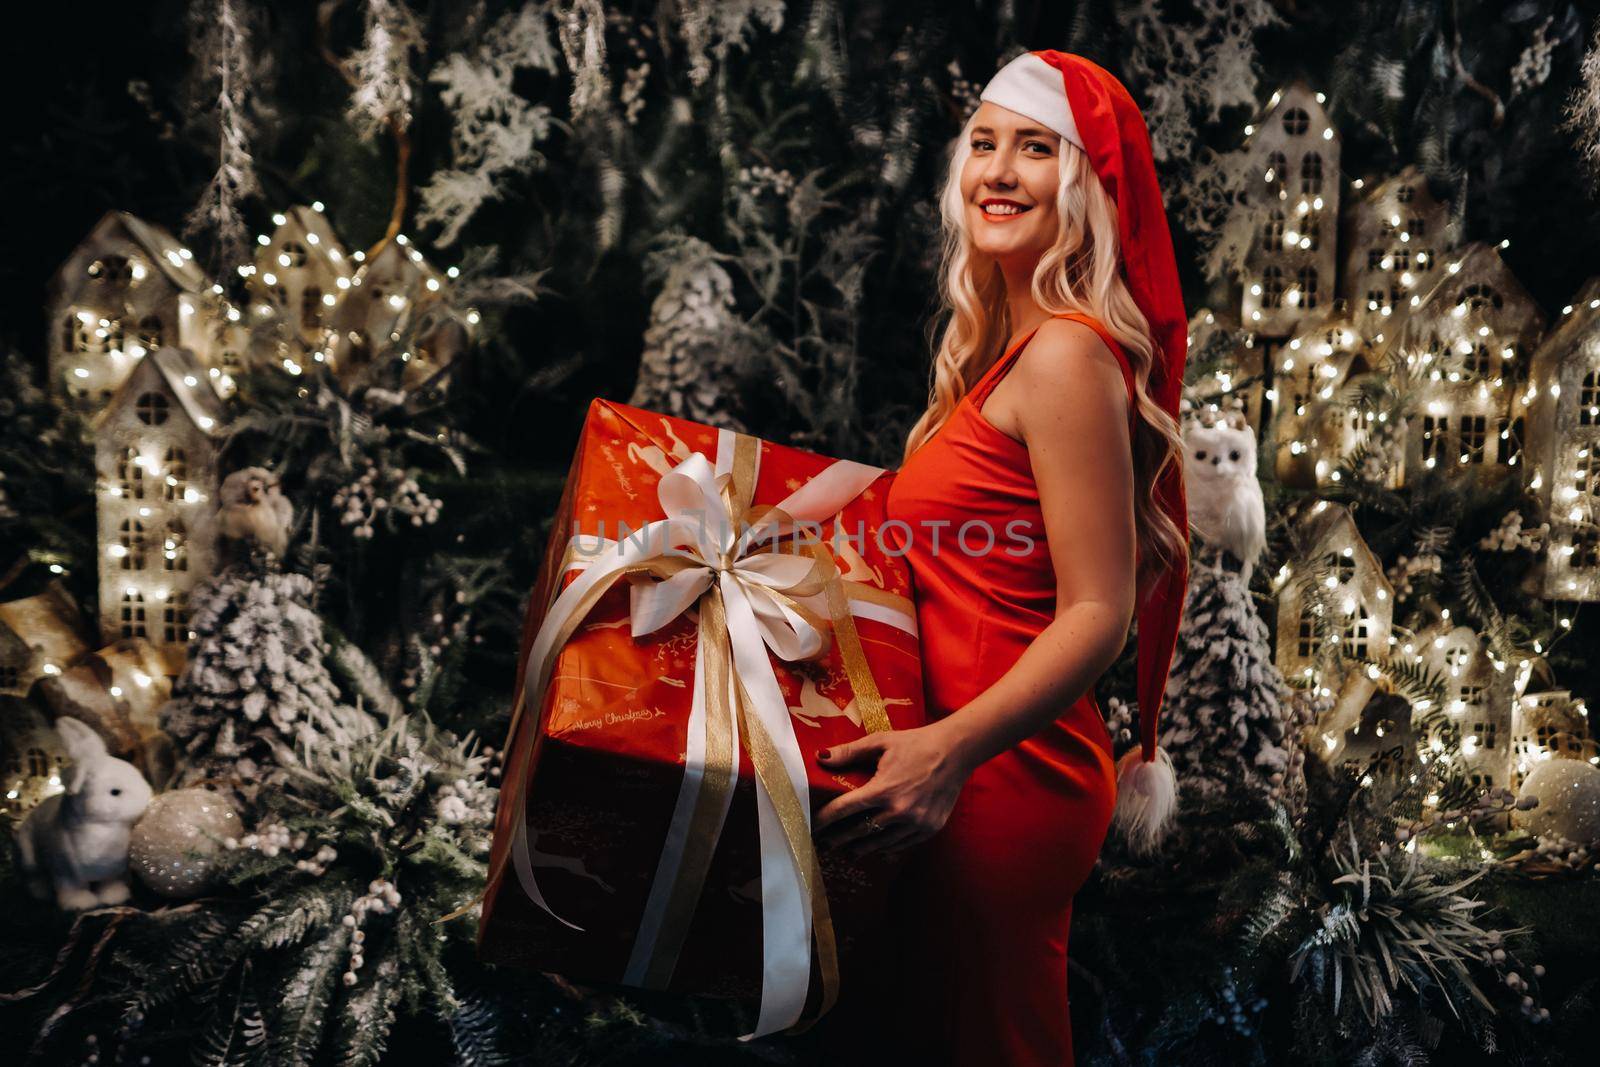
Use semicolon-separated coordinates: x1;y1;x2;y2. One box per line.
479;398;925;1013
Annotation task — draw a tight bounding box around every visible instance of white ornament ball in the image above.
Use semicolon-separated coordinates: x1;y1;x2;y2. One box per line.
1514;759;1600;846
128;788;243;898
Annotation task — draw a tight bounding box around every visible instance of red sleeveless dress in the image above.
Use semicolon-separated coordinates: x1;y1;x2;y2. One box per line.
873;312;1135;1065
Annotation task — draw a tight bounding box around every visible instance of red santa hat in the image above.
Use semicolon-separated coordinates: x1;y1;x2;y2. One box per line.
979;50;1191;853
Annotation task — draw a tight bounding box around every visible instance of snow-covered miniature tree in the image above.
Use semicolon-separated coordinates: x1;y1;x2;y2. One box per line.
1112;546;1314;809
162;552;377;799
627;234;750;429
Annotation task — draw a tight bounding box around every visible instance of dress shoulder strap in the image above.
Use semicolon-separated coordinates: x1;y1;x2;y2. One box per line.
968;312;1139;422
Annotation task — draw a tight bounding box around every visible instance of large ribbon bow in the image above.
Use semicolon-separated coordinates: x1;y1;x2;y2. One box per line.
501;428;914;1039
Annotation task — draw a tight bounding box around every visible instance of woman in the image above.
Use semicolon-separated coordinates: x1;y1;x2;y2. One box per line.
811;51;1192;1064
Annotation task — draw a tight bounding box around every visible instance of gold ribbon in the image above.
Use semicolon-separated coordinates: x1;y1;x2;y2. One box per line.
471;429;908;1035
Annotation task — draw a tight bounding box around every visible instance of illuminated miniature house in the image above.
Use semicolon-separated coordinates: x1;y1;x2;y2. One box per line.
0;697;67;818
1384;242;1545;485
1238;82;1342;341
327;236;468;395
47;211;212;419
1510;688;1595;791
1186;307;1267;432
0;581;91;697
1274;500;1395;756
1525;276;1600;602
1269;307;1382;489
247;204;353;349
1340;166;1455;339
1404;621;1518;792
90;346;226;663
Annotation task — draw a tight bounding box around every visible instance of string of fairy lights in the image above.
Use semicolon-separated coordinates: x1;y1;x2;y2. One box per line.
1203;83;1600;800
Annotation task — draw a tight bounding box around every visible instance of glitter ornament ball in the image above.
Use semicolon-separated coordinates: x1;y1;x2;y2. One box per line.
128;788;243;898
1514;759;1600;846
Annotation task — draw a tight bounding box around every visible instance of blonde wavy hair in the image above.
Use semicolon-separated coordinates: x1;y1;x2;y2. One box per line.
902;113;1188;607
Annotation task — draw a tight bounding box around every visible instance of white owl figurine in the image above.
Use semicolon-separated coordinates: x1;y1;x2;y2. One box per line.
1183;409;1266;580
217;467;295;558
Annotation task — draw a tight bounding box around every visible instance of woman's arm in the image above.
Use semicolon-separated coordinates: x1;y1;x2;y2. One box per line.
814;318;1139;855
932;318;1139;766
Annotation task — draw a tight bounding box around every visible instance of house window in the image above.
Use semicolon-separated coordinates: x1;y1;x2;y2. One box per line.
1575;526;1600;569
1459;284;1502;313
120;590;147;639
1390;248;1410;272
302;286;323;330
163;591;190;644
1422;415;1449;463
1295;266;1320;309
118;448;145;500
1263;209;1286;249
1459;416;1487;463
1468;772;1495;790
136;392;170;426
1465;343;1492;377
1470;722;1498;749
163;447;188;502
1300;211;1322;251
1417;248;1434;271
0;664;19;689
163;518;188;572
1408;216;1426;237
1366;288;1387;313
1535;724;1561;749
1581;371;1600;426
87;256;133;285
1283;107;1310;136
1460;684;1486;710
137;315;162;351
119;519;147;571
1300;153;1323;195
1262;266;1286;309
280;240;308;269
1368;249;1385;271
1342;611;1372;659
27;747;51;776
1396;184;1415;203
1498;415;1524;465
1325;552;1357;585
1264;152;1288;197
1297;616;1316;658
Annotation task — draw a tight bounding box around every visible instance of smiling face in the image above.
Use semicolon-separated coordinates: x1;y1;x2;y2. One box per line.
960;101;1063;266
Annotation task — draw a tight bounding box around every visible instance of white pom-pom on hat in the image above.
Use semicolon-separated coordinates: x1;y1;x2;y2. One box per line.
1111;743;1178;856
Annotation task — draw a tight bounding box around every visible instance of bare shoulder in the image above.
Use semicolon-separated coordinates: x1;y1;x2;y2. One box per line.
1011;318;1129;438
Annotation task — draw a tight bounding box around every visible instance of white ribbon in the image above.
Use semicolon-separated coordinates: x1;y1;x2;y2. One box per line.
513;430;904;1038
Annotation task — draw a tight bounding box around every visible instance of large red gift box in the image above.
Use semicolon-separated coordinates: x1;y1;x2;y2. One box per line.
479;398;925;1036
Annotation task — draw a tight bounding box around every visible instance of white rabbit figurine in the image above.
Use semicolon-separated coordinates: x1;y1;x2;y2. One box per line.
14;717;153;910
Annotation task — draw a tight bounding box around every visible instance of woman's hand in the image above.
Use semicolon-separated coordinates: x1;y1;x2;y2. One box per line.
812;720;976;857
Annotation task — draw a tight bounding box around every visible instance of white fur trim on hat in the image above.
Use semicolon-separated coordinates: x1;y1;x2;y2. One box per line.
978;52;1084;151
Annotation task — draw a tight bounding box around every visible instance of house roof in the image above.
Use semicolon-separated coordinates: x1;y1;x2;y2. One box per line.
90;346;228;439
53;210;210;300
0;581;90;667
1298;499;1395;600
263;205;352;278
1405;241;1547;334
1538;275;1600;355
1244;79;1342;148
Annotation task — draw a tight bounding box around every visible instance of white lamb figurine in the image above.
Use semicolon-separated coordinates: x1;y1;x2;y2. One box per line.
14;717;153;910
